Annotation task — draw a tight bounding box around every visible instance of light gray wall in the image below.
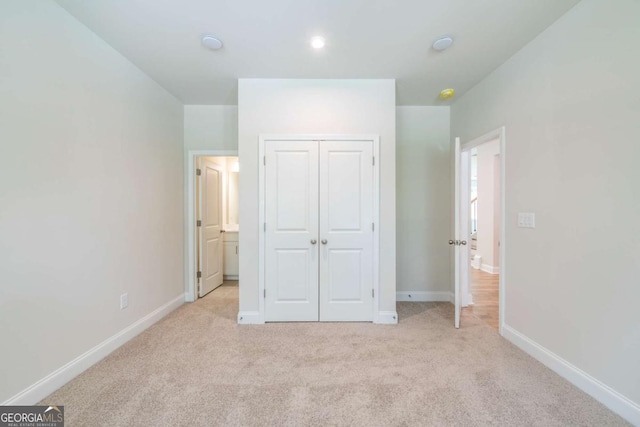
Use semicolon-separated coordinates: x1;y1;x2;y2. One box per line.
182;105;238;297
0;1;184;403
185;105;449;303
396;107;451;295
238;79;396;316
451;0;640;410
184;105;238;151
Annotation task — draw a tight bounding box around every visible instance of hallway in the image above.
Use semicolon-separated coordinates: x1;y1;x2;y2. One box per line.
465;268;499;330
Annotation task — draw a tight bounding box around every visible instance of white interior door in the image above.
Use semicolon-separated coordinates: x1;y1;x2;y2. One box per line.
319;141;374;321
454;137;462;328
460;150;471;307
264;141;319;321
200;158;224;297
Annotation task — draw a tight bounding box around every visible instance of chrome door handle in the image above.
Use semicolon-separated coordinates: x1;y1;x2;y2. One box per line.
321;239;328;245
311;239;317;245
460;240;467;245
448;240;455;245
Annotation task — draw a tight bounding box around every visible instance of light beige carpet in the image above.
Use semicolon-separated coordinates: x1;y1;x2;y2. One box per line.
40;283;628;426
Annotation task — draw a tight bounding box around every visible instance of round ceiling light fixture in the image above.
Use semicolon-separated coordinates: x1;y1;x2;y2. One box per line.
310;36;326;49
202;35;223;50
439;88;455;100
432;36;454;51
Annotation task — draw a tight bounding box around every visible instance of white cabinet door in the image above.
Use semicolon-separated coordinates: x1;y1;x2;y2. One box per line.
223;242;239;277
264;141;319;321
319;141;374;321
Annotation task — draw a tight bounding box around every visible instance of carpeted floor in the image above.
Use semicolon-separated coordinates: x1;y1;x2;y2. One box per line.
40;282;628;426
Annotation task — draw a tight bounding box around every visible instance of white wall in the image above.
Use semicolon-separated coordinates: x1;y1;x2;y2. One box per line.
0;0;184;403
238;79;396;318
183;106;238;297
396;107;451;299
184;106;238;151
451;0;640;420
475;139;500;272
185;105;447;304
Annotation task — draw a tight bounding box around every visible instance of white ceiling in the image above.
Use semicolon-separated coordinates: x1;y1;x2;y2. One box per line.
55;0;580;105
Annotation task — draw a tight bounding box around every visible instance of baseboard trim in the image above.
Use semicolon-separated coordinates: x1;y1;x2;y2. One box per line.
481;264;499;274
502;324;640;425
375;311;398;324
2;294;184;406
463;293;474;307
223;275;239;280
396;291;451;302
237;311;263;324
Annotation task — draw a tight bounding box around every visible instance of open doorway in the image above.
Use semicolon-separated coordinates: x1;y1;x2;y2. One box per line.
466;141;501;330
454;128;505;333
186;151;239;309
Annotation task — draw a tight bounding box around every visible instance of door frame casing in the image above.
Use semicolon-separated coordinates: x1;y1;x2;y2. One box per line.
258;134;381;323
457;127;506;335
185;149;238;303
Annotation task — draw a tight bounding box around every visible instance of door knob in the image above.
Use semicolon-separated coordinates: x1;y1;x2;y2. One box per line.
448;240;455;245
311;239;317;245
460;240;467;245
321;239;328;245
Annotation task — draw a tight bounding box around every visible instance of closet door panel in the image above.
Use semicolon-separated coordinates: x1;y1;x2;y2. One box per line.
264;141;319;321
319;141;374;321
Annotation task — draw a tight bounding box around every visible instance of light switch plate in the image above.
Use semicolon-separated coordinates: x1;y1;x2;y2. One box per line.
120;293;128;309
518;212;536;228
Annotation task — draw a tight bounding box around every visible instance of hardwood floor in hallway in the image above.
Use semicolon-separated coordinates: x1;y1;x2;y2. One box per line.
465;268;499;330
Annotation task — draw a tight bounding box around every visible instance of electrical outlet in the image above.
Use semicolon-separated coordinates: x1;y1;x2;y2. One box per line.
120;293;128;310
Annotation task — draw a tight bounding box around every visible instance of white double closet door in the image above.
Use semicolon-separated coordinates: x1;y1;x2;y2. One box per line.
265;139;375;322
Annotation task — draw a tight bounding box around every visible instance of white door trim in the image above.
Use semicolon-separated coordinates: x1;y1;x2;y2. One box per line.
185;149;238;303
258;134;381;323
459;127;506;335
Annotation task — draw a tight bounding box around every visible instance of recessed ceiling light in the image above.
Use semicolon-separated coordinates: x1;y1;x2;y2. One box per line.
310;36;325;49
432;36;453;51
202;35;223;50
439;88;455;100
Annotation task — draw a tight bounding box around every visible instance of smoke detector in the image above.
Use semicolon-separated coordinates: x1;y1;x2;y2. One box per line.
202;35;223;50
433;36;454;51
439;88;455;100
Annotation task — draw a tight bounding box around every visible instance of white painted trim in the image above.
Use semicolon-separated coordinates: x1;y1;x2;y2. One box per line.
375;311;398;324
259;134;380;142
460;126;506;335
466;293;474;306
223;275;239;281
396;291;451;302
371;136;381;324
453;137;461;329
258;135;380;324
503;325;640;425
185;149;238;303
459;149;472;308
498;127;506;336
257;139;266;324
2;294;184;405
480;264;500;274
237;311;263;324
